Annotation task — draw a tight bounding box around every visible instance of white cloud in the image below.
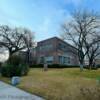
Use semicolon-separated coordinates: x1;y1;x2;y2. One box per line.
38;17;51;34
0;50;9;62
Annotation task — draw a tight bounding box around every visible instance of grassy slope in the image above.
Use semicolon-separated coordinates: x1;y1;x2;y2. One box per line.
0;68;100;100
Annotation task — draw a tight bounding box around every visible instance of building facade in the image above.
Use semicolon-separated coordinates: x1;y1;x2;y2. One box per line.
36;37;79;65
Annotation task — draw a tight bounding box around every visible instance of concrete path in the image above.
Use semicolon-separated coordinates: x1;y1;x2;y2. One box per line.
0;81;44;100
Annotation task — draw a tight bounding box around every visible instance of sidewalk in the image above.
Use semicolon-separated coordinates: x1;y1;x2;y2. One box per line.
0;81;44;100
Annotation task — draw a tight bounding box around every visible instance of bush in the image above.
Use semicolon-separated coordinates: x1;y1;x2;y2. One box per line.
8;55;23;65
1;55;29;77
1;63;29;77
1;64;13;77
19;64;29;76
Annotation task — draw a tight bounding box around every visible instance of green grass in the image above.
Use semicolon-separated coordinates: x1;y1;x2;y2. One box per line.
0;68;100;100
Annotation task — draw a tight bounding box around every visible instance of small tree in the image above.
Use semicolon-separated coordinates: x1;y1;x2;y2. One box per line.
22;28;35;65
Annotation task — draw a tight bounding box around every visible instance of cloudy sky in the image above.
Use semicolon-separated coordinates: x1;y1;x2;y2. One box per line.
0;0;100;41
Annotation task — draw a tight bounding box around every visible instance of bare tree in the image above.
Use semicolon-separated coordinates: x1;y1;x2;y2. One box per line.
0;25;35;61
22;28;35;65
85;38;100;69
61;10;100;71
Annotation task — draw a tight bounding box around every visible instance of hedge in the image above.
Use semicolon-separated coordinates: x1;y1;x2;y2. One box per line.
30;64;80;68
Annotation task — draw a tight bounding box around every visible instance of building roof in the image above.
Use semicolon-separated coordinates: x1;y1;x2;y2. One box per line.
37;37;77;50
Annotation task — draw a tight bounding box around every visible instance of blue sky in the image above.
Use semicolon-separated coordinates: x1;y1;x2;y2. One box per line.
0;0;100;41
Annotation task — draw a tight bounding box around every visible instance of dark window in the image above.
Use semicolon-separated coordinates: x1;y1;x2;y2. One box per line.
40;57;44;63
59;56;63;64
58;43;66;51
39;44;53;51
59;56;70;64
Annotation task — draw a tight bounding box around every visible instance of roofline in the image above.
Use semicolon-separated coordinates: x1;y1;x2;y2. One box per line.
37;37;57;44
55;37;77;50
37;37;77;50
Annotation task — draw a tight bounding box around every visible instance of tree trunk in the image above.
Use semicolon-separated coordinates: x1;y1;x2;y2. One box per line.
79;58;84;71
89;58;93;70
26;48;30;65
89;63;92;70
7;50;13;62
80;63;84;71
78;49;84;71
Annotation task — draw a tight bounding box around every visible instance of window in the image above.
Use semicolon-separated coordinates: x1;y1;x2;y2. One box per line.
67;57;70;64
39;44;53;51
46;61;53;64
64;57;67;64
40;57;44;63
59;56;63;64
59;56;70;64
58;43;66;51
45;56;54;64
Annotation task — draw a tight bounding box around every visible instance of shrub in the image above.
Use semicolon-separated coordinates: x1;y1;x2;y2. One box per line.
8;54;23;65
1;64;14;77
1;55;29;77
1;63;29;77
19;64;29;76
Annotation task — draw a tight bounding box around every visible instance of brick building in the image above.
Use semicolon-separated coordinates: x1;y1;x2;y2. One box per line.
36;37;79;65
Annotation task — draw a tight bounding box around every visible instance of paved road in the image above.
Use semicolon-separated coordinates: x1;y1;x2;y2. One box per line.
0;81;44;100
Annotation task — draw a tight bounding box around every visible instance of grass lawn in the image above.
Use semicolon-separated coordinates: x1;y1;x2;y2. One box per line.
0;68;100;100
